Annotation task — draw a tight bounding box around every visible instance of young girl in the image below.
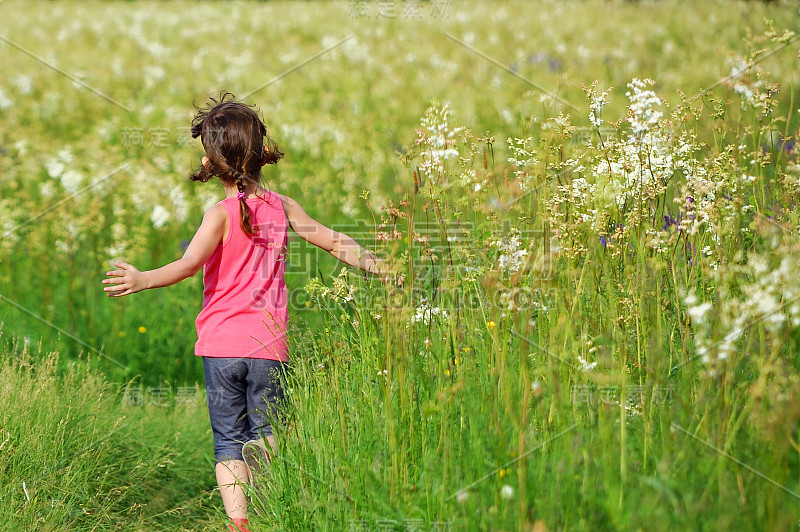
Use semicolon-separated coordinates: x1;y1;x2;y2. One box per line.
101;92;396;532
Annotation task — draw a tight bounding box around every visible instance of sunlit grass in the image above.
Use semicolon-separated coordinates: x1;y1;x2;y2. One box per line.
0;333;225;530
1;0;800;530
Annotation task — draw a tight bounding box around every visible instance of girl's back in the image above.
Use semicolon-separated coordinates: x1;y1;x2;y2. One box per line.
196;190;289;361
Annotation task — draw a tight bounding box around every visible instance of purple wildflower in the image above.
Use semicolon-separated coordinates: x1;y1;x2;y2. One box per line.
662;215;678;231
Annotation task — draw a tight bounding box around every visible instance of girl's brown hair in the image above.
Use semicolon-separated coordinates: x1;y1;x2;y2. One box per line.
189;91;284;236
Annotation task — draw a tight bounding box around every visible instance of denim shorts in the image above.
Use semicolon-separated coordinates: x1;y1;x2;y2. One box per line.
202;356;290;463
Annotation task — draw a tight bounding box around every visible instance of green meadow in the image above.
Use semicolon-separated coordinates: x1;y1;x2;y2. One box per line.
1;0;800;529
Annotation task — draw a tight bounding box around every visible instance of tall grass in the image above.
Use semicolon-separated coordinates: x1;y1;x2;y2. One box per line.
248;60;800;530
0;331;226;531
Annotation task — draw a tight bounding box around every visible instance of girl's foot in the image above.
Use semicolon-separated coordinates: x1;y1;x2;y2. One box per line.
227;517;251;532
242;439;271;486
242;439;271;517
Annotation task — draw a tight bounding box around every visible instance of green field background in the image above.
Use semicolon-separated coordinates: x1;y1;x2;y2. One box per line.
2;1;800;530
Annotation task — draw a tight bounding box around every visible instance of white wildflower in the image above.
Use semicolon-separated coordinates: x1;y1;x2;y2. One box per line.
13;140;28;156
577;356;597;372
170;184;189;223
40;182;55;199
687;302;712;324
492;229;529;274
588;86;612;127
151;205;170;229
12;74;32;95
729;57;749;80
144;65;165;89
625;78;663;135
506;137;538;190
729;58;756;105
408;297;450;326
0;86;13;111
684;291;697;307
46;158;65;179
734;83;755;105
58;148;74;164
753;290;783;327
416;103;464;182
60;170;83;195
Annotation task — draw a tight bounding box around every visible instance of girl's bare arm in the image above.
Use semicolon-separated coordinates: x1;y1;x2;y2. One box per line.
102;204;227;297
278;193;397;280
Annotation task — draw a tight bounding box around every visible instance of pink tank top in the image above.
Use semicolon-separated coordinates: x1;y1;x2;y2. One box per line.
195;190;289;361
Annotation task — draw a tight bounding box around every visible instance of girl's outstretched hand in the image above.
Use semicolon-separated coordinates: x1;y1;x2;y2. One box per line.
102;261;147;297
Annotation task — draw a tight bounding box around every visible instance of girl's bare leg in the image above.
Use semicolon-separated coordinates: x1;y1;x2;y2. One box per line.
216;460;250;518
216;436;276;518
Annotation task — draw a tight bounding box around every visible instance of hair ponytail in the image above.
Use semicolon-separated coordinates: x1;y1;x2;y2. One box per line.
232;169;259;236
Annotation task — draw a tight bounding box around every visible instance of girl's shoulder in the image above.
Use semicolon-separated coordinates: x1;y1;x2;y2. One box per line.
259;189;287;213
273;192;298;212
204;201;228;219
204;202;229;228
272;193;293;227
